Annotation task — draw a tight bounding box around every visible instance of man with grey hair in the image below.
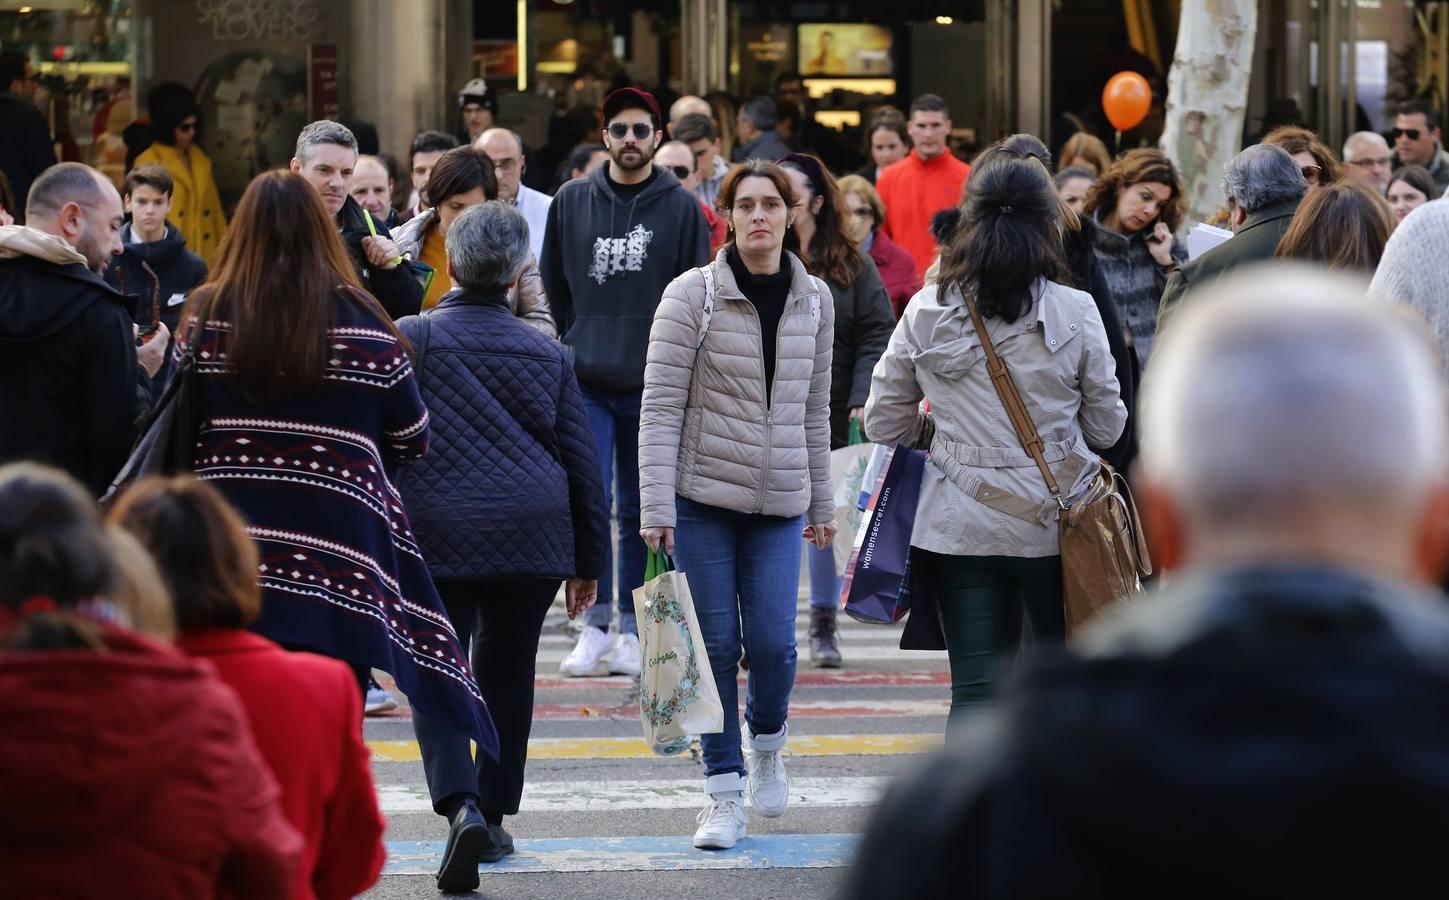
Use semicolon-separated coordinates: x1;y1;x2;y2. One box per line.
290;119;422;318
732;95;791;162
846;267;1449;898
1343;130;1394;193
1157;143;1308;329
0;162;168;494
396;201;607;892
476;127;551;261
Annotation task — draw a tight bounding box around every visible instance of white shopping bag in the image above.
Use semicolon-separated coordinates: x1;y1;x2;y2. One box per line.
831;442;877;572
633;550;725;756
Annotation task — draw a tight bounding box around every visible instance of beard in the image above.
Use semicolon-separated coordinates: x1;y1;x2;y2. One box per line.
75;228;110;276
610;143;653;173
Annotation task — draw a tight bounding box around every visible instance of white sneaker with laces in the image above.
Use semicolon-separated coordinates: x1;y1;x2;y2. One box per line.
745;724;789;818
560;627;615;677
608;632;642;676
693;795;748;850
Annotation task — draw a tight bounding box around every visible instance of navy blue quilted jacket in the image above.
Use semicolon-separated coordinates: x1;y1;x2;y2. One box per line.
396;289;609;581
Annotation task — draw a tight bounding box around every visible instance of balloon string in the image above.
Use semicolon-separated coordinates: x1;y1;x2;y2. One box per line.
1115;129;1122;153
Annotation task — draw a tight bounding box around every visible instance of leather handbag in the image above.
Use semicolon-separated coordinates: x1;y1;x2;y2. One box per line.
100;319;201;506
961;293;1151;632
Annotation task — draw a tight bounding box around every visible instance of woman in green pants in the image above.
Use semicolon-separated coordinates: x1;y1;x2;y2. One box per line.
863;155;1127;725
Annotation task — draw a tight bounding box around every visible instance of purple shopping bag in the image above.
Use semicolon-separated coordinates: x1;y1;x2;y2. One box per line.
839;447;926;625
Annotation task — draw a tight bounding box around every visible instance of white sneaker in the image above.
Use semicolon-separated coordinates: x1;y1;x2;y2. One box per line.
608;632;641;676
745;724;789;818
364;678;398;715
560;628;615;677
693;796;748;850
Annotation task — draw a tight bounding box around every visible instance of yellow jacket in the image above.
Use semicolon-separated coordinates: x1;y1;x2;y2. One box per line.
133;142;227;266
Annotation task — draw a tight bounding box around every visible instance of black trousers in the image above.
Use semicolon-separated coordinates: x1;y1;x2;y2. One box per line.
413;576;560;819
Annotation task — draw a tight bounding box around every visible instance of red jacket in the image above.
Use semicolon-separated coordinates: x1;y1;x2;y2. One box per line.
877;149;971;277
177;630;386;900
700;200;728;254
0;626;302;899
869;229;924;320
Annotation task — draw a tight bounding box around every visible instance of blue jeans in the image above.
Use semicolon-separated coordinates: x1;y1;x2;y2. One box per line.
673;495;803;778
805;541;842;610
582;387;645;635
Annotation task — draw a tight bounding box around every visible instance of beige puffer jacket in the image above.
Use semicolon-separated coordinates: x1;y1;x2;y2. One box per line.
639;249;835;529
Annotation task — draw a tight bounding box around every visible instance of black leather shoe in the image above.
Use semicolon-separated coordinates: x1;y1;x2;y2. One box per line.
488;821;515;856
436;799;504;892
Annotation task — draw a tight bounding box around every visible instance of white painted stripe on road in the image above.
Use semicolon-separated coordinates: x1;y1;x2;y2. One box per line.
383;833;860;875
377;776;891;813
538;628;905;647
533;644;938;663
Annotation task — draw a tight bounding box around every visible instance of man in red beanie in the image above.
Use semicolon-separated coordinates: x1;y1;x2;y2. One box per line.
540;87;710;679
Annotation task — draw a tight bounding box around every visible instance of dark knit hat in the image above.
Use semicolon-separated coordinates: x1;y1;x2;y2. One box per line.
601;88;662;131
458;78;498;114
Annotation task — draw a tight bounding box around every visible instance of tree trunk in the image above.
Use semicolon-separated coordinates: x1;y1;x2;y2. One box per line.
1160;0;1259;229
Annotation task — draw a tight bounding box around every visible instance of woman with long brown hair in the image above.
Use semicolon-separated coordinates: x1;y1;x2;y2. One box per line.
1264;125;1343;189
177;171;493;753
1275;179;1396;273
779;152;894;667
1084;148;1186;365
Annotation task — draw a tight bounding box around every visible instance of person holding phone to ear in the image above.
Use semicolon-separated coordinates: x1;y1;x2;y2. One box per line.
638;158;835;852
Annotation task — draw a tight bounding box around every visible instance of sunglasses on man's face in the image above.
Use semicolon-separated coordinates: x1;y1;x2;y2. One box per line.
1392;128;1423;141
667;164;692;180
608;122;654;141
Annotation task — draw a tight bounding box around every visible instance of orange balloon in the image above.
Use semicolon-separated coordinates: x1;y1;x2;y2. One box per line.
1103;71;1152;132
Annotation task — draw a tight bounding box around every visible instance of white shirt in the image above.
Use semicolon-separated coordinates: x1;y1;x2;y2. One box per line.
514;184;553;262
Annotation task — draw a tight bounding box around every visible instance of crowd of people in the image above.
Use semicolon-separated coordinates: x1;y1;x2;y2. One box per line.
7;53;1449;894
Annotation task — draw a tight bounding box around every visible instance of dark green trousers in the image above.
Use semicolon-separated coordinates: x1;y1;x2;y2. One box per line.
914;551;1065;727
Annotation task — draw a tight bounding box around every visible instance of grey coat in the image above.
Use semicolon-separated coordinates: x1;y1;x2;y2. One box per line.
865;279;1126;559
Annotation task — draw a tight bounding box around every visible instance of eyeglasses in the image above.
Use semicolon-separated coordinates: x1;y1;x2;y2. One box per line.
177;121;197;132
1300;164;1322;184
1346;156;1393;168
608;122;654;140
667;164;692;180
849;206;873;219
1392;128;1423;141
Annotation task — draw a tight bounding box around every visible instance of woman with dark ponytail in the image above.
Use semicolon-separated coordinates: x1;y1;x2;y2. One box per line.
864;157;1127;726
0;462;301;898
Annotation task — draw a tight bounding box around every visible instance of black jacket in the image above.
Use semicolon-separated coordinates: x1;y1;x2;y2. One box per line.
104;222;208;334
825;254;895;449
396;289;609;581
851;564;1449;899
0;252;149;496
0;93;57;224
337;195;423;320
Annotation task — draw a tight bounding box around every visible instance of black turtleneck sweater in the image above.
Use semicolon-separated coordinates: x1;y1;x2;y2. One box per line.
726;245;791;402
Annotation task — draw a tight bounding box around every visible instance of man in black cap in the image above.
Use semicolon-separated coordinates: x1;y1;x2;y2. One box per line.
540;87;710;679
457;79;497;145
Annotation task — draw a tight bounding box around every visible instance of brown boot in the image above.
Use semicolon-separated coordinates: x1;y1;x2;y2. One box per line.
809;608;842;668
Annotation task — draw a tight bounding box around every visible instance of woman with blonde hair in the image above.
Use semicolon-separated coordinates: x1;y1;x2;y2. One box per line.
1058;131;1111;176
837;173;922;318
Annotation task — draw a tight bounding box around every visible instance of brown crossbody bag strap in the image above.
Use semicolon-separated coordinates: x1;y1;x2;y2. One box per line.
961;291;1066;509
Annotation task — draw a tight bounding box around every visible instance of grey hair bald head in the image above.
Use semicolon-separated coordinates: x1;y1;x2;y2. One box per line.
446;201;530;294
295;120;357;163
477;127;524;155
1142;265;1447;534
1344;130;1390;159
26;162;108;222
1222;144;1308;214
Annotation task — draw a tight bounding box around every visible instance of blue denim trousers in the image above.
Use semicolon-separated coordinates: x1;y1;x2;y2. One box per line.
673;495;804;778
581;387;645;635
805;541;842;610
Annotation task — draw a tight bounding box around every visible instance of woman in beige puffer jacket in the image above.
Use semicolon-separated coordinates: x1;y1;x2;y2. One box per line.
637;160;835;852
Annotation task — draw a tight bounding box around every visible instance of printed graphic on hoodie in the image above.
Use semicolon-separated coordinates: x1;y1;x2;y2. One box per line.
589;223;654;285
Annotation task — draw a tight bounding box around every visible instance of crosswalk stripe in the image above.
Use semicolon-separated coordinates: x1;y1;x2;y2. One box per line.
373;699;948;723
377;776;890;813
368;732;940;762
534;645;941;664
382;833;861;875
526;670;951;690
537;628;906;646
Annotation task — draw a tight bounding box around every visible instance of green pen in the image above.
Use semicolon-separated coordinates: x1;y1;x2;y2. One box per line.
364;209;404;267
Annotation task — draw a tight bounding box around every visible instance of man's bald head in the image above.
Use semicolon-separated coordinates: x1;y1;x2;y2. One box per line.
25;163;124;274
670;95;712;130
476;128;525;202
350;155;393;220
1140;266;1449;581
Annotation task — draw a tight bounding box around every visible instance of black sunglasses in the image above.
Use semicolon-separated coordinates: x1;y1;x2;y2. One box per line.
668;164;692;180
608;122;654;140
1392;127;1423;141
177;121;198;132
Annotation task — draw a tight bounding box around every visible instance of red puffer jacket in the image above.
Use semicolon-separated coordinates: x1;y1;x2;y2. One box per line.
870;229;925;320
0;625;303;898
